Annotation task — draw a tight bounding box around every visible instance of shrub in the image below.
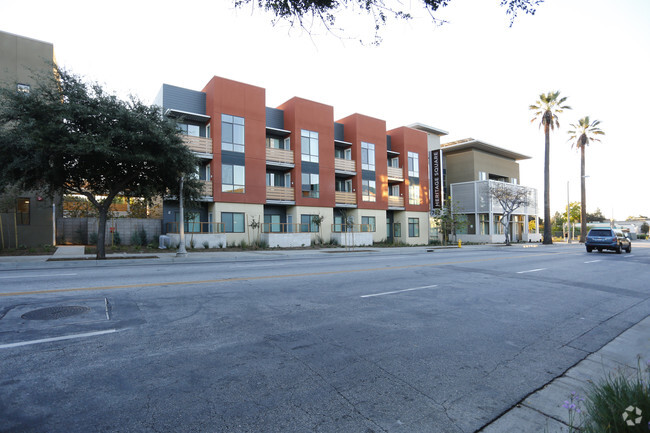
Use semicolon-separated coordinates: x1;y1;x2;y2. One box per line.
240;240;248;249
89;232;98;245
112;231;121;245
131;227;148;246
203;241;209;249
581;358;650;432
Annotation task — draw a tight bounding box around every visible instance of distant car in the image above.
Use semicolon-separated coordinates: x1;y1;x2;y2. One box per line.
585;228;631;253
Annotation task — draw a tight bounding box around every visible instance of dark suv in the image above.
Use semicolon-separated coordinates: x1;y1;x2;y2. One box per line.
585;228;631;253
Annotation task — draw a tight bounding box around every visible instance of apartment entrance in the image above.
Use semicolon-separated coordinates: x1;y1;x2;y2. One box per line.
386;211;394;242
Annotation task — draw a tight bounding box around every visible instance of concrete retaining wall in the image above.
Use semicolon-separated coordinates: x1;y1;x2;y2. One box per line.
331;232;373;247
167;233;226;249
261;232;311;248
57;218;162;245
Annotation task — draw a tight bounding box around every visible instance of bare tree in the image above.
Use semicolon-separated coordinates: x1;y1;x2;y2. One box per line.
487;181;532;246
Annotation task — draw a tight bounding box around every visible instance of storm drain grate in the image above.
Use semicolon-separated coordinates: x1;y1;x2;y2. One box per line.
21;306;91;321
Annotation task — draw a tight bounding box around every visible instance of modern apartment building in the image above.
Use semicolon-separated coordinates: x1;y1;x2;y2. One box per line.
156;76;438;246
440;138;541;243
0;30;59;248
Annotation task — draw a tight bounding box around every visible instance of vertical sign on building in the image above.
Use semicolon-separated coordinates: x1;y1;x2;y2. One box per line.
431;150;442;209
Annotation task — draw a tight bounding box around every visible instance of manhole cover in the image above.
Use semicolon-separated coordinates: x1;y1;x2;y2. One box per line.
21;306;91;320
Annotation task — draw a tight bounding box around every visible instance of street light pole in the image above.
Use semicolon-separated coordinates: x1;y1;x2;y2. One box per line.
567;181;572;244
176;177;187;257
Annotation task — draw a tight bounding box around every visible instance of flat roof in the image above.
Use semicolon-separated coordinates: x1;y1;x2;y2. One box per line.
441;138;531;161
408;123;449;136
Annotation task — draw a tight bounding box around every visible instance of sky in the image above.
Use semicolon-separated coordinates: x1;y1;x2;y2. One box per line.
2;0;649;221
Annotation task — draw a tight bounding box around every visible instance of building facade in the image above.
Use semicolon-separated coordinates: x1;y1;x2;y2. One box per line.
0;30;59;248
439;138;540;243
156;76;435;247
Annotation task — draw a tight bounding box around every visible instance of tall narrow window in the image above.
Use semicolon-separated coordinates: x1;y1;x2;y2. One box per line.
222;114;245;152
301;173;319;198
408;152;419;177
361;142;375;171
362;179;376;202
409;180;421;205
408;218;420;237
222;164;245;193
301;130;319;162
16;198;30;225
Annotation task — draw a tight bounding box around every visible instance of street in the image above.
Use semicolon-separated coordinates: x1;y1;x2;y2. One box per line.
1;243;649;432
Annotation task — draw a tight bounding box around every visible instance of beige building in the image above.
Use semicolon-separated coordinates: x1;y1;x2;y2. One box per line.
0;30;59;248
441;138;540;243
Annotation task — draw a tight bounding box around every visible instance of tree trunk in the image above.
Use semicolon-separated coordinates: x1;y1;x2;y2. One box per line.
96;206;108;259
543;122;552;244
502;215;511;246
580;145;587;243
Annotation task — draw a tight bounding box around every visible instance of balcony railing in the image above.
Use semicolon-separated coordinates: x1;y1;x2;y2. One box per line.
166;222;224;234
334;158;356;173
200;180;213;197
388;196;404;207
331;223;372;233
387;166;404;180
261;223;315;233
335;191;356;205
183;136;212;155
266;147;294;165
266;186;295;201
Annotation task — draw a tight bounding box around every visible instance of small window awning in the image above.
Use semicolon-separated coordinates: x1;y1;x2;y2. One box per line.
165;108;211;123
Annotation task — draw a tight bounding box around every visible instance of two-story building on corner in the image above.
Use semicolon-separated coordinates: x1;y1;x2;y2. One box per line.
155;76;441;247
439;138;541;243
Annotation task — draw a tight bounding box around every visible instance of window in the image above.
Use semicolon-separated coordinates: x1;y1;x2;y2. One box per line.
389;157;399;168
335;148;351;160
393;222;402;238
16;198;29;225
479;171;488;181
301;130;319;162
17;83;30;93
266;137;281;149
389;185;399;196
222;114;245;152
361;216;376;232
361;142;375;171
409;180;421;205
264;214;282;233
175;211;201;232
300;214;318;232
336;179;352;192
222;212;245;233
479;214;489;235
408;152;419;177
362;179;376;202
301;173;319;198
222;164;245;193
408;218;420;237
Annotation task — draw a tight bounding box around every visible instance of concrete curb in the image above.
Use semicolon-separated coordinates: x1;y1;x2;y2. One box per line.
478;315;650;432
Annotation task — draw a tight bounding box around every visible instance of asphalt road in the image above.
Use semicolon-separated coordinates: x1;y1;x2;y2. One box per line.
1;243;649;432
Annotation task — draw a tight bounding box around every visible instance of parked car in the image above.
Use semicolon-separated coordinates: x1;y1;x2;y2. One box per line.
585;228;631;253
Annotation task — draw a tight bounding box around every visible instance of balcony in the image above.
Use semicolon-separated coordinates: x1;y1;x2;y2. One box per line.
266;148;294;168
334;158;356;175
388;196;404;208
335;191;356;206
183;136;212;156
266;186;295;202
387;166;404;181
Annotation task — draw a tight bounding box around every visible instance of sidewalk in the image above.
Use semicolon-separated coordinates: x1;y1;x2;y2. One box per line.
479;315;650;432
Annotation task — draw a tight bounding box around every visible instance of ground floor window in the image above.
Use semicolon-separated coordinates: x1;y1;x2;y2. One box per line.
408;218;419;237
16;198;30;225
361;216;376;232
394;222;402;238
222;212;245;233
175;211;201;232
479;214;489;235
300;214;318;232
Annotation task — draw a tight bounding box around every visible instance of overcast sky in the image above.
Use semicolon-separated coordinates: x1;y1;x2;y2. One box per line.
2;0;649;220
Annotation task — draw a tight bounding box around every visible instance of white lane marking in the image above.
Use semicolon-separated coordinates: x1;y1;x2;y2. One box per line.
516;268;546;274
584;260;601;263
0;329;120;350
361;285;438;298
0;273;77;279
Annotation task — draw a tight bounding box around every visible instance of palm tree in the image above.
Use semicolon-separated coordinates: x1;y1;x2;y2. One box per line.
530;91;571;244
568;116;604;243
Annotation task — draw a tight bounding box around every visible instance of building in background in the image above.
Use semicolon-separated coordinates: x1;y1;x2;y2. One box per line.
156;76;439;247
440;138;540;243
0;30;59;248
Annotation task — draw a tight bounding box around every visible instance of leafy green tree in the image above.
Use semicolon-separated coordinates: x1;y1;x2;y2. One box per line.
568;116;604;242
587;208;606;223
641;222;649;234
234;0;544;44
0;67;200;259
530;91;571;244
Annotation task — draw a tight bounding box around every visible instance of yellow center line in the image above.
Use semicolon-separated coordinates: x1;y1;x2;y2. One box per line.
0;251;573;298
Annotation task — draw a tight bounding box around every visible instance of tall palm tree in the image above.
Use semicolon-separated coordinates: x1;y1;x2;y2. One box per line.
530;91;571;244
568;116;604;243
